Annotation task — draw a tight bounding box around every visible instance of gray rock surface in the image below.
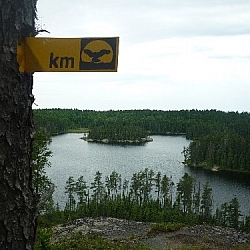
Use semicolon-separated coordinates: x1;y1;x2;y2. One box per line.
52;217;250;249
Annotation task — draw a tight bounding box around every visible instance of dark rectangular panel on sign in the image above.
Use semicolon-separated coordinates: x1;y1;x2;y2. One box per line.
79;37;119;72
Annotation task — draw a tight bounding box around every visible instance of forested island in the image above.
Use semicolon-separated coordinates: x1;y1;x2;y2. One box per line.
34;108;250;174
82;125;153;144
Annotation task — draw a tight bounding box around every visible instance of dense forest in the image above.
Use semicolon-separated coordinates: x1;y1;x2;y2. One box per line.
87;124;150;144
37;168;250;249
33;108;250;173
41;169;250;231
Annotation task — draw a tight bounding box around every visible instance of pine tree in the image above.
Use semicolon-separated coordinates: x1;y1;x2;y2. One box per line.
75;176;88;209
154;171;161;202
0;0;38;248
161;174;170;207
176;173;195;214
90;171;105;203
65;176;76;213
105;171;121;200
200;182;213;222
193;181;201;215
228;197;241;228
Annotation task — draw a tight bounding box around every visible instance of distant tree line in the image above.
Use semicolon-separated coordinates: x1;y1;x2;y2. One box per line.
34;108;250;173
33;109;250;139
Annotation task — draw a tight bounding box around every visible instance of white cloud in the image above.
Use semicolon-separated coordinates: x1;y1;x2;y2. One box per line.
119;35;250;84
34;0;250;112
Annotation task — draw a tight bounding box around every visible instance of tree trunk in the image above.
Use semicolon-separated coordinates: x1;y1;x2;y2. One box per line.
0;0;38;249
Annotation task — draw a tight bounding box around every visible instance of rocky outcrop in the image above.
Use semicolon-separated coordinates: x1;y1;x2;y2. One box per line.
52;217;152;243
51;217;250;249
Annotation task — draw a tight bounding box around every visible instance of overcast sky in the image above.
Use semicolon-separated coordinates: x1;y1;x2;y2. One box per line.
33;0;250;112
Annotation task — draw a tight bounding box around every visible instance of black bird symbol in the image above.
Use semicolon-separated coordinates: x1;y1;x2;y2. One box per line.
83;49;111;63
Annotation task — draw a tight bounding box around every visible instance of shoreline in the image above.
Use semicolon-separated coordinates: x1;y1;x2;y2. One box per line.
81;136;153;145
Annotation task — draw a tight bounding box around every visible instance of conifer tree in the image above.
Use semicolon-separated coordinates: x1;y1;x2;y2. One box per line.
155;171;162;202
0;0;38;248
161;174;170;207
228;197;241;228
65;176;76;213
200;182;213;222
75;176;88;207
90;171;105;203
176;173;195;214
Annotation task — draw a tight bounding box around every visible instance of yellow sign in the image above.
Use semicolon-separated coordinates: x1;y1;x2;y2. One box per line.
17;37;119;73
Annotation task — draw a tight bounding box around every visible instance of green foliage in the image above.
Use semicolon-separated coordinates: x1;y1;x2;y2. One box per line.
228;197;242;228
64;176;77;215
90;171;106;203
32;130;55;213
32;130;53;194
38;233;151;250
149;222;185;235
33;109;250;139
200;182;213;222
45;169;248;232
38;209;67;228
242;215;250;231
176;173;195;214
36;170;250;250
185;131;250;173
213;197;242;228
35;228;52;250
34;108;250;173
88;124;148;142
33;109;250;248
75;176;88;208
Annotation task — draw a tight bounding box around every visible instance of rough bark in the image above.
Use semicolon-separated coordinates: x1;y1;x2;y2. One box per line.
0;0;38;249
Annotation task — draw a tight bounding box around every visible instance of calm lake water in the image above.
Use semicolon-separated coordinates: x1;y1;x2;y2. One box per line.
47;133;250;217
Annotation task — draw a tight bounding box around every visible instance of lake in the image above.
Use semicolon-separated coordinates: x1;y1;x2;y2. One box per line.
47;133;250;217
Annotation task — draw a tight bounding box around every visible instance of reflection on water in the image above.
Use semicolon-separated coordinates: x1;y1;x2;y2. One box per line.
185;167;250;215
48;134;250;216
